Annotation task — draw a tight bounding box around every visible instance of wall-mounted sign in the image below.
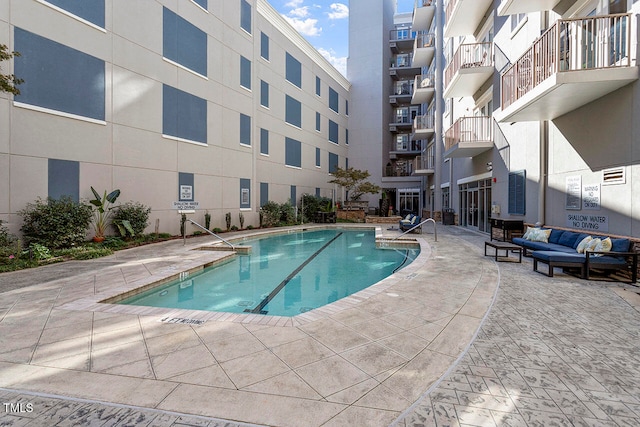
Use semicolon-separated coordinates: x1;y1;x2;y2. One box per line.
180;185;193;201
566;213;608;232
173;201;199;210
565;176;581;210
582;184;600;210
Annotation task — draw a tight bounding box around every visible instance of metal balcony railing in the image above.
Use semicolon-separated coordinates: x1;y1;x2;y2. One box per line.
501;14;632;110
415;31;435;49
445;42;493;88
445;0;459;25
414;155;435;171
391;55;416;68
444;116;492;152
414;73;435;90
392;80;414;96
390;29;415;42
414;113;435;131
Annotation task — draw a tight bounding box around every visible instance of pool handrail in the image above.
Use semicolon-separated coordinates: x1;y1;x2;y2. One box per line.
185;219;235;250
394;217;437;242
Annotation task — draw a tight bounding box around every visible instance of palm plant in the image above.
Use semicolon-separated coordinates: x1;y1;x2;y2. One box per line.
89;187;120;241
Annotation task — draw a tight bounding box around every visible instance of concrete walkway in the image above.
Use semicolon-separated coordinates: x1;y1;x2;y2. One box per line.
0;225;639;426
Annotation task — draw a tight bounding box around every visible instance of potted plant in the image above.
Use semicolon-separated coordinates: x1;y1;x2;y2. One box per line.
89;187;121;242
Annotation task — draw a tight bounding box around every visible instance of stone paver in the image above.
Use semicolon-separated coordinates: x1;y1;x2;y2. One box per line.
1;225;639;426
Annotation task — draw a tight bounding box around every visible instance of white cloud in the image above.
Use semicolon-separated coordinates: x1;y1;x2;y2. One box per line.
327;3;349;20
289;6;310;18
318;47;347;77
284;16;322;37
285;0;303;7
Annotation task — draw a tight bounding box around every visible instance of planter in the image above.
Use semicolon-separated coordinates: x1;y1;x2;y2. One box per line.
93;236;105;243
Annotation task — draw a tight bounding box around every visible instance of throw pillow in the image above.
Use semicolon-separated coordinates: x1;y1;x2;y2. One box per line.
522;226;535;240
585;238;601;253
528;228;551;243
404;214;412;221
594;237;612;253
575;236;592;254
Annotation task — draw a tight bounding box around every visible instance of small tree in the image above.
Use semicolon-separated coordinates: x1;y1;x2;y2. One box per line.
0;44;23;95
328;167;381;201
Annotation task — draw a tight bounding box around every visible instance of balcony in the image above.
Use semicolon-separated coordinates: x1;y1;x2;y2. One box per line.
412;31;436;67
383;160;416;179
413;154;435;175
444;116;493;158
413;113;435;139
390;137;422;158
390;80;414;105
389;113;415;132
499;14;638;123
390;54;421;79
497;0;591;16
390;28;416;53
445;0;493;38
444;42;494;98
412;0;436;31
411;73;435;104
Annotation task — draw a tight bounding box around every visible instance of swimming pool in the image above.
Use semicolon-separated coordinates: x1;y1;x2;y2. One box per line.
118;228;419;317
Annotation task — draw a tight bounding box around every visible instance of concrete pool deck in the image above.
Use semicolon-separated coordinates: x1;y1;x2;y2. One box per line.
1;225;640;426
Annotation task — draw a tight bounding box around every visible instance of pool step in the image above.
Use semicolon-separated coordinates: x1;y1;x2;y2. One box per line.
198;245;252;255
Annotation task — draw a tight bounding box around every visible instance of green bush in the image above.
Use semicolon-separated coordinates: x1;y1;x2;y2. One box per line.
301;194;333;222
111;201;150;236
260;201;296;227
19;197;92;249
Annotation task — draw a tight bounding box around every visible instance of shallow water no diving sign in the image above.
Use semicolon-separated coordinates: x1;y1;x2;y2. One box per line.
160;317;205;325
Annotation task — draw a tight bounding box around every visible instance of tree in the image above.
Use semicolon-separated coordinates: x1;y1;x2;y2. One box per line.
328;167;381;201
0;44;23;95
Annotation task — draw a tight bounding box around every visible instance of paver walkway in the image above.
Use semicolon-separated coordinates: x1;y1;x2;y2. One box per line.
1;226;639;426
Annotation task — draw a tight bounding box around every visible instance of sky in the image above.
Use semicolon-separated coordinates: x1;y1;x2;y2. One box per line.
272;0;416;77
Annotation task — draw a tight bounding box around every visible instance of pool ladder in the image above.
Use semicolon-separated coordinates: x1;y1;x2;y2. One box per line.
184;219;235;250
394;218;437;242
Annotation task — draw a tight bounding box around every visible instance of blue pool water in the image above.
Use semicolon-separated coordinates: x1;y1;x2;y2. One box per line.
119;229;419;316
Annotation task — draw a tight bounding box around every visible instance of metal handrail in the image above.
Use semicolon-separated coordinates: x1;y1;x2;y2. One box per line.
185;219;235;249
394;218;437;242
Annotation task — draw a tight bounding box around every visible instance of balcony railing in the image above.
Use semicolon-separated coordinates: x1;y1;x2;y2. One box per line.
414;73;435;90
415;31;435;49
445;0;458;24
445;42;493;88
414;113;435;131
445;116;492;152
415;0;434;7
392;80;414;96
390;29;415;42
414;155;435;172
501;14;632;110
391;55;416;68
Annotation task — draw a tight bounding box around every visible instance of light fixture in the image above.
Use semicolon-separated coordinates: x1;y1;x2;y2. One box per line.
486;162;493;171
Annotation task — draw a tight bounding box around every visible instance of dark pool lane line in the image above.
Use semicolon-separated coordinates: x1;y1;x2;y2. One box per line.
247;232;344;315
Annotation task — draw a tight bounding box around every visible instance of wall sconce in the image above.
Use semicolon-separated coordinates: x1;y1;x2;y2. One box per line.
486;162;493;171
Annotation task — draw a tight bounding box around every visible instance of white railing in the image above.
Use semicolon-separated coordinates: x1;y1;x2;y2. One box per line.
414;73;435;90
445;42;493;88
501;14;632;110
444;116;492;151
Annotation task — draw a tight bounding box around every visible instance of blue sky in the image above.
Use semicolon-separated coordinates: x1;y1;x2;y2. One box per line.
272;0;415;76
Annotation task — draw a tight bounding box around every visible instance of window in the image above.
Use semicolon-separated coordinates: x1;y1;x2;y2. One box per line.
260;128;269;155
240;179;251;209
315;147;321;167
286;53;302;88
315;188;321;197
328;152;338;174
508;170;526;215
240;56;251;89
163;85;207;143
345;100;349;116
291;186;297;206
329;87;339;113
48;159;79;202
329;120;339;144
179;172;194;201
240;0;251;34
41;0;105;28
240;114;251;146
163;8;207;76
315;112;321;131
315;76;321;96
345;129;349;145
261;32;269;60
285;95;302;128
15;28;105;121
260;182;269;207
510;13;526;33
192;0;207;10
285;137;301;168
260;80;269;107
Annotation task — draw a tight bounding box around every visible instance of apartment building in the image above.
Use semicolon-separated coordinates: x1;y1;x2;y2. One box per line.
0;0;350;235
350;0;640;238
441;0;640;238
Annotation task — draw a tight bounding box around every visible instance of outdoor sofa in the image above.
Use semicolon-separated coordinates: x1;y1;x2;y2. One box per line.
512;227;638;283
399;214;422;233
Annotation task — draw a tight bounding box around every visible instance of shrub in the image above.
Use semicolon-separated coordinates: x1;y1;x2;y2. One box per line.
301;194;333;222
19;197;92;249
112;201;150;236
260;201;296;227
0;220;16;248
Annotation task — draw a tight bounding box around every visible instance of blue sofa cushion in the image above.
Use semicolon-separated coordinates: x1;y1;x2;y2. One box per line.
533;251;584;264
587;255;628;267
572;233;592;249
557;231;580;248
548;229;564;244
611;238;631;253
